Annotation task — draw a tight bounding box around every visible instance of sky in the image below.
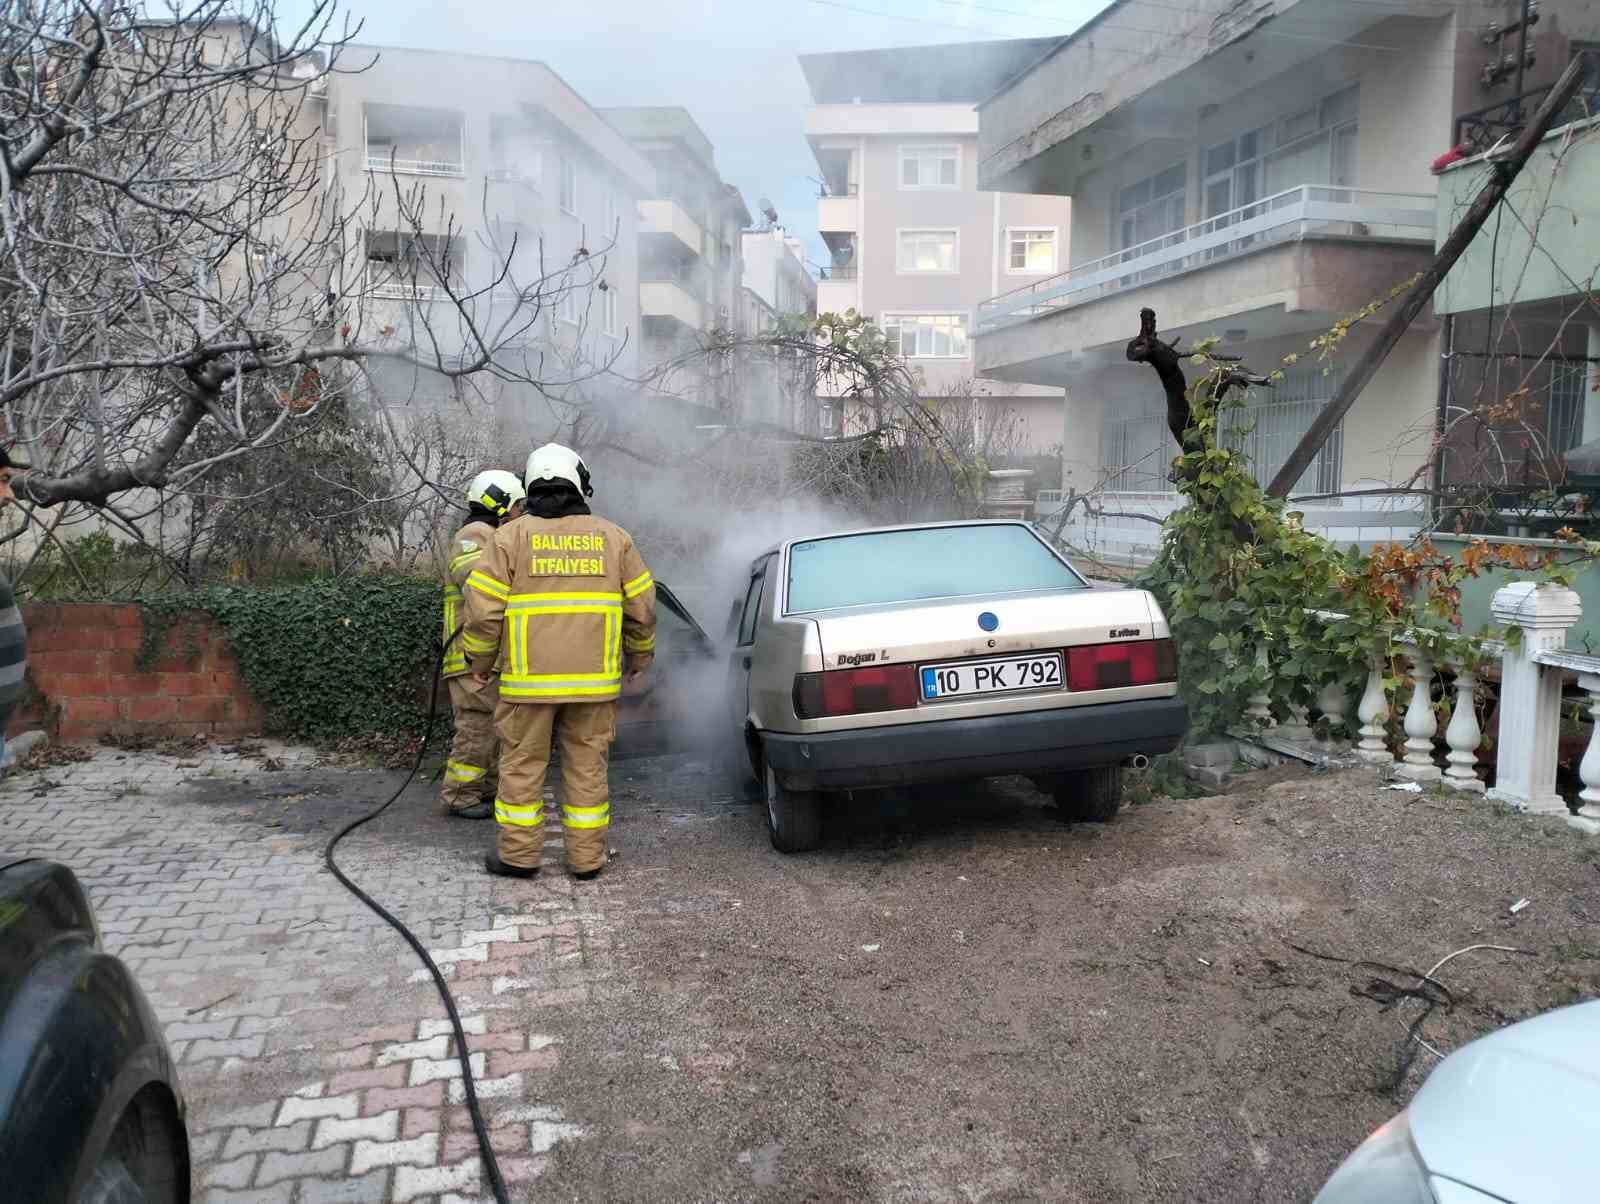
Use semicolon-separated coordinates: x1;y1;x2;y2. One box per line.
280;0;1109;271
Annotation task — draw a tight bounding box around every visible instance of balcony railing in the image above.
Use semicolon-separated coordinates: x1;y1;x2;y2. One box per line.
365;152;464;177
975;185;1435;334
1454;77;1600;152
365;267;455;301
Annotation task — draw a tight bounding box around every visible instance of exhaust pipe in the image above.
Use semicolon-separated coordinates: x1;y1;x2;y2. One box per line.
1124;753;1151;771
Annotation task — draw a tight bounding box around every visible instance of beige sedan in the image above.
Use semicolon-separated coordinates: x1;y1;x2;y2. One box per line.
724;520;1189;852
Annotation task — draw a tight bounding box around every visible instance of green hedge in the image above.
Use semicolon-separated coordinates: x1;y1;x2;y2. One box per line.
138;576;449;743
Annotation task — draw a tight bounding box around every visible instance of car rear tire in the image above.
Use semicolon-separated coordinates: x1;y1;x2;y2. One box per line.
764;758;821;853
1052;765;1124;823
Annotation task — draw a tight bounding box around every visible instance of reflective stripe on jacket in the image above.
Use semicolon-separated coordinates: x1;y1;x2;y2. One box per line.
461;513;656;704
442;519;498;678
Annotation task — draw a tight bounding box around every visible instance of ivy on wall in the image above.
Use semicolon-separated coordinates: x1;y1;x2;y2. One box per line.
137;576;448;742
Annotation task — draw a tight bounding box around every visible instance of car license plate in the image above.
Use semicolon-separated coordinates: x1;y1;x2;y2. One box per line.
921;653;1062;700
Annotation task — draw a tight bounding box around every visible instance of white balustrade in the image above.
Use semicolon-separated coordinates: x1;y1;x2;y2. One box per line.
1396;650;1441;782
1246;644;1273;725
1355;657;1391;762
1442;661;1485;793
1318;679;1349;739
1574;673;1600;835
1487;583;1582;815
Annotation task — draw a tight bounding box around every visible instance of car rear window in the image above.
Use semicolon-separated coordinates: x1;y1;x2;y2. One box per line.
785;525;1086;614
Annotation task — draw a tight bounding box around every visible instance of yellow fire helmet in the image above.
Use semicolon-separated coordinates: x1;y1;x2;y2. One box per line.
465;469;526;519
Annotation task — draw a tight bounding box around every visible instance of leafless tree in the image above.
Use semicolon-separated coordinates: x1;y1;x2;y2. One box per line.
0;0;615;532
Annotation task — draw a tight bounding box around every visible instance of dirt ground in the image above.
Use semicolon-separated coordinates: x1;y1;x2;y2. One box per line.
44;742;1599;1202
551;758;1600;1202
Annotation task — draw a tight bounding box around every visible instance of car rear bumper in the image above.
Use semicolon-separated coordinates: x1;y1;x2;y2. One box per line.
761;696;1189;790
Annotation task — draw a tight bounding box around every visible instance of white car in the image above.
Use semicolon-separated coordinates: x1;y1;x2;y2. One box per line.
1314;999;1600;1203
724;520;1189;852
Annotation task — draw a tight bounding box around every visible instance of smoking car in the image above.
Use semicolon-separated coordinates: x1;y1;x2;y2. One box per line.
723;520;1189;852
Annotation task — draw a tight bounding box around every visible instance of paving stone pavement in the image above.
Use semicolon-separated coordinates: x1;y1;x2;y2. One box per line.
0;744;618;1203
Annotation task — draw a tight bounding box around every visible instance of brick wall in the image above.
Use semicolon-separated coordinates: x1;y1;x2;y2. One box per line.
10;603;265;742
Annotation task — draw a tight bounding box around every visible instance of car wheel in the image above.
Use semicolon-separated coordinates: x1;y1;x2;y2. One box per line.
80;1155;146;1204
763;758;821;853
1052;765;1124;823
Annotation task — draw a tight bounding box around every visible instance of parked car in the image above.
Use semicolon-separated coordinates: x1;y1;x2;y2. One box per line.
0;854;190;1202
724;520;1189;851
1314;999;1600;1204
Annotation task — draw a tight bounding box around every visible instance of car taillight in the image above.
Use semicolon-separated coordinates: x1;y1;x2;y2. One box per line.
793;664;920;718
1066;638;1178;692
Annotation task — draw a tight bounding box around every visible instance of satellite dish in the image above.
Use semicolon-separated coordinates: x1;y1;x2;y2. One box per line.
758;197;778;226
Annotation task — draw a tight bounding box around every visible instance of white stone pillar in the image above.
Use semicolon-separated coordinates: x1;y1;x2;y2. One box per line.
1396;649;1441;781
1573;672;1600;834
1487;582;1583;814
1355;656;1392;763
1246;643;1273;726
1442;662;1485;793
1318;679;1350;742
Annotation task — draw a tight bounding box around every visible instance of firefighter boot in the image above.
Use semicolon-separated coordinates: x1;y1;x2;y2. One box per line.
491;700;557;872
556;701;616;877
441;676;499;818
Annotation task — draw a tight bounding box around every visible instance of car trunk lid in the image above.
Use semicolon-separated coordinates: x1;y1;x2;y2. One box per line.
813;589;1156;670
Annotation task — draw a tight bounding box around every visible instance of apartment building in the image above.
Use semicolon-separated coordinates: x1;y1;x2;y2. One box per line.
602;106;753;404
800;40;1071;451
742;223;818;320
973;0;1600;563
325;47;655;429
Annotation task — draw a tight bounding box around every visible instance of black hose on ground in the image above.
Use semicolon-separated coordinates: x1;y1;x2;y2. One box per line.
322;637;510;1204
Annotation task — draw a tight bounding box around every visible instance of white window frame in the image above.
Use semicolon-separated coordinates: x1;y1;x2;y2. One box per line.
895;228;960;275
602;286;619;337
898;143;961;191
1114;162;1187;253
559;156;578;216
604;191;618;238
881;312;970;360
555;285;580;327
1004;226;1058;275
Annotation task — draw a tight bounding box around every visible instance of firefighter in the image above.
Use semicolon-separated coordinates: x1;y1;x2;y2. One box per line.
462;443;656;879
438;469;527;820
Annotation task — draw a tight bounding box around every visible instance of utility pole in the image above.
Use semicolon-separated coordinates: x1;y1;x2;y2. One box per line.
1265;51;1590;500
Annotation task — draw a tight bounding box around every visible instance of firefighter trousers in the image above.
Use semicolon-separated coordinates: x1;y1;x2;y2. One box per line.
493;700;615;873
440;675;499;814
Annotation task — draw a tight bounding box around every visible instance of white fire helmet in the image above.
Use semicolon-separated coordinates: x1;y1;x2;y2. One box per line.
465;469;526;520
524;443;593;497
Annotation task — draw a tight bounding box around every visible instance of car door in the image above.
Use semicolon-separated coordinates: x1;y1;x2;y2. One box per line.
726;555;772;735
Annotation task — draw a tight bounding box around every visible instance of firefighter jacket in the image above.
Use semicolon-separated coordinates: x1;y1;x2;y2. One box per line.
442;518;498;679
461;513;656;705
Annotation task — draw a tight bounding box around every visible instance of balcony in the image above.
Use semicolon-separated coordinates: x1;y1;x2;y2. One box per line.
817;275;859;318
640;280;705;329
364;103;465;179
638;199;705;260
978;187;1434;333
484;172;542;227
817;194;858;235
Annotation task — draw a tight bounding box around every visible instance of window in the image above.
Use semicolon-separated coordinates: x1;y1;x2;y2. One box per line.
1006;227;1057;274
882;314;968;359
1115;163;1186;252
899;144;960;189
559;157;577;215
555;285;579;326
896;229;958;274
785;526;1085;615
1264;84;1359;195
603;191;618;237
364;231;459;297
602;285;619;336
736;559;770;645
